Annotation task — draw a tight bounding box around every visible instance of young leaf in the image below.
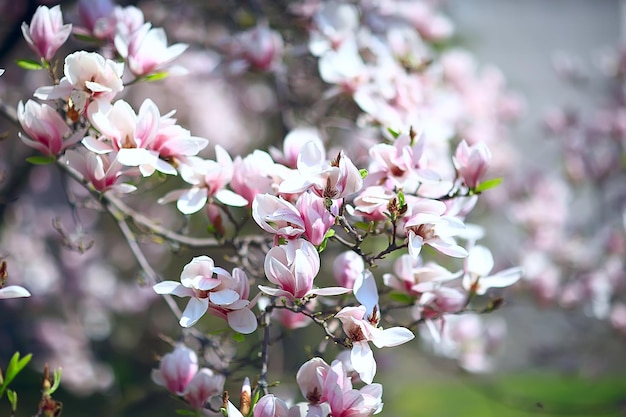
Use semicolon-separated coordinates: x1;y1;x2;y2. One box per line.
144;71;169;82
474;177;503;193
359;168;368;179
49;368;62;395
6;389;17;411
15;59;43;70
26;155;56;165
232;332;245;343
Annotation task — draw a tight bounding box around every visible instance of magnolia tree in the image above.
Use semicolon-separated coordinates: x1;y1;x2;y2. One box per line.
0;1;528;416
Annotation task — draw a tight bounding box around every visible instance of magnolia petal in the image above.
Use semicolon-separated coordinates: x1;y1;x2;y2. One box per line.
153;281;193;297
475;267;524;295
351;341;376;384
215;189;248;207
177;187;208;215
372;326;414;348
407;231;423;259
227;308;257;334
208;289;239;306
309;287;352;296
0;285;31;299
467;245;494;276
354;269;378;317
180;297;209;327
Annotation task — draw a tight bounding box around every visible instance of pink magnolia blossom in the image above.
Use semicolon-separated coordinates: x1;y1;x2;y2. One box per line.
453;140;491;189
151;344;198;396
253;394;290;417
231;150;287;205
352;186;396;221
252;194;306;239
279;142;363;200
115;23;188;77
34;51;124;116
0;285;31;299
333;251;364;289
296;191;336;246
335;305;414;384
269;127;325;169
403;197;468;259
77;0;115;39
64;149;136;194
235;23;284;71
153;256;256;332
259;239;350;301
206;267;258;334
159;147;247;214
383;254;460;297
84;99;178;176
462;245;523;295
308;2;359;56
21;5;72;61
318;39;369;95
296;357;383;417
17;100;77;156
183;368;225;410
86;98;208;177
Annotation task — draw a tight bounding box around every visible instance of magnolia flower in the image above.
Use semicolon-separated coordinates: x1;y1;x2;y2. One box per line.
183;368;225;409
403;198;468;259
34;51;124;116
259;239;350;301
269;127;325;169
0;285;31;299
453;140;491;189
383;254;460;296
21;5;72;61
17;100;78;156
296;357;383;417
64;149;136;194
279;142;363;200
153;256;249;329
335;305;414;384
296;191;336;246
85;99;205;177
252;194;306;239
231;150;281;205
333;251;365;289
463;245;523;295
115;22;188;77
253;394;290;417
235;23;284;71
151;344;198;396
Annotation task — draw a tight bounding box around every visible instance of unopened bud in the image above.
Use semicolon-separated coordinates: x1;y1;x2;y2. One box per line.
240;377;251;416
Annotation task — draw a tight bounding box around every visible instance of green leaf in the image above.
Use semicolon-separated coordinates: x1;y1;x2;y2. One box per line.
324;229;335;239
6;389;17;411
15;59;43;70
387;127;400;139
48;368;62;395
389;292;415;304
359;168;368;179
397;189;405;207
0;352;31;398
474;177;503;193
232;332;245;343
144;71;169;82
26;155;56;165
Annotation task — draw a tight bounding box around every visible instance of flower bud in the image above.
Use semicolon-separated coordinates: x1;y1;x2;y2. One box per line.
151;344;198;395
21;5;72;62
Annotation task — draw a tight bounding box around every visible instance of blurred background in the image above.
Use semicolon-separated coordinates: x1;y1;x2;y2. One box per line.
1;1;625;416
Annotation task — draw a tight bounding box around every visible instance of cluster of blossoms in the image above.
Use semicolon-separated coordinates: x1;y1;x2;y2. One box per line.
0;0;529;415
